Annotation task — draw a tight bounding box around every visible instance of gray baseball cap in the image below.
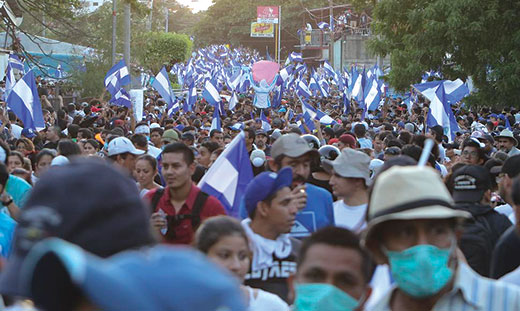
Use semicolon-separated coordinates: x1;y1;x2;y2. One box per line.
323;148;371;186
271;133;319;159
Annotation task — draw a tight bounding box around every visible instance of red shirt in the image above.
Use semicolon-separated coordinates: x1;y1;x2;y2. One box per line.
145;183;226;244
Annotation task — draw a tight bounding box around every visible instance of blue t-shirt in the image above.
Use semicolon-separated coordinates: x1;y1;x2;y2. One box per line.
0;212;16;257
3;175;32;212
238;183;334;238
290;183;334;238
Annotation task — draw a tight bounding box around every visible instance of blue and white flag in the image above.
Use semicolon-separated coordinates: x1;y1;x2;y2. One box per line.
187;82;197;110
421;83;460;142
289;52;303;63
413;79;469;106
364;76;382;111
297;80;312;98
227;70;242;91
317;22;329;30
198;131;253;218
260;110;271;132
110;88;132;108
202;79;221;106
229;122;244;131
8;54;24;72
151;66;176;110
228;91;238;111
7;70;45;132
279;65;293;82
323;61;335;78
104;59;130;95
4;55;25;101
343;92;351;115
210;106;221;131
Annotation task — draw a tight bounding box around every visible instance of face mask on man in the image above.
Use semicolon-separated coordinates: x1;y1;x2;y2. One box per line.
383;241;455;298
294;283;361;311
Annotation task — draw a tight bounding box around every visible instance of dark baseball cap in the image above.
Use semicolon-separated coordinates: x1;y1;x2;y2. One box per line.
0;158;155;298
491;155;520;178
244;167;292;216
451;165;492;203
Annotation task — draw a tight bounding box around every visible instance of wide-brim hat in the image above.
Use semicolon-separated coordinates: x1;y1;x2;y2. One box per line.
495;129;518;146
362;166;470;246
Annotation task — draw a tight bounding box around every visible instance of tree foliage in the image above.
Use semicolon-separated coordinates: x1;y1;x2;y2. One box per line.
135;32;192;73
363;0;520;107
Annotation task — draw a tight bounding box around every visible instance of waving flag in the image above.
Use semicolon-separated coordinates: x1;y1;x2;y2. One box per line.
228;92;238;111
419;83;460;141
8;54;24;72
289;52;303;63
186;83;197;110
309;76;320;96
279;65;293;82
198;132;253;218
260;110;271;131
210;106;222;131
110;88;132;108
323;61;335;78
104;59;130;95
7;70;45;132
317;22;329;30
364;75;382;111
343;92;351;115
4;55;26;101
297;80;312;98
152;66;176;110
413;79;469;106
227;70;242;91
203;80;221;106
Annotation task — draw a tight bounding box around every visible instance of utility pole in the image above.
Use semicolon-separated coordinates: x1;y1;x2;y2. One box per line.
165;7;169;32
148;0;154;31
329;0;334;69
124;2;131;66
111;0;117;66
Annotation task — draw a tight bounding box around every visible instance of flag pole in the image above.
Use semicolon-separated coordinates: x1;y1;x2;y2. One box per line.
274;23;278;63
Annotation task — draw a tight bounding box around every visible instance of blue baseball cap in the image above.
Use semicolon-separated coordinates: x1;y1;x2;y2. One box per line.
244;167;292;216
21;238;247;311
21;128;36;139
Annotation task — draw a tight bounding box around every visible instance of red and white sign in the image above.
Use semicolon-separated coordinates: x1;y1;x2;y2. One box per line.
257;6;279;24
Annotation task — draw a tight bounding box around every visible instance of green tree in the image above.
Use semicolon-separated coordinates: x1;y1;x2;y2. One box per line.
364;0;520;107
135;32;192;73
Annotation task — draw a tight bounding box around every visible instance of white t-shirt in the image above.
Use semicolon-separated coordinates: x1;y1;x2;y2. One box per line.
333;200;367;233
247;286;289;311
11;124;23;139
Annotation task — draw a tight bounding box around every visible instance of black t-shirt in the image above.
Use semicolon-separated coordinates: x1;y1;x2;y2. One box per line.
490;226;520;279
244;238;301;302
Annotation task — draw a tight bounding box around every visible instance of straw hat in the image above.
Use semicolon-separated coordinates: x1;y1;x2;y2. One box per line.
362;166;470;245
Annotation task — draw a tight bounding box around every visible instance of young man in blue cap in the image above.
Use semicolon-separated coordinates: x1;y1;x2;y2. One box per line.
269;133;334;238
242;167;300;302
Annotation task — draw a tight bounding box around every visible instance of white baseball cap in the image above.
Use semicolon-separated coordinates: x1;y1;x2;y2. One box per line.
108;137;145;157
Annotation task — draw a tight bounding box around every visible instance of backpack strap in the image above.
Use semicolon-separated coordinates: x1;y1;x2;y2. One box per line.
190;191;209;230
151;188;165;214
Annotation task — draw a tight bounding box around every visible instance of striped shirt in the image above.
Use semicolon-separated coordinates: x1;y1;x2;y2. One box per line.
369;263;520;311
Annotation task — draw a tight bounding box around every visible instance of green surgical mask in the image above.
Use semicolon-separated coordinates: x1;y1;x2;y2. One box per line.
294;283;360;311
384;244;454;298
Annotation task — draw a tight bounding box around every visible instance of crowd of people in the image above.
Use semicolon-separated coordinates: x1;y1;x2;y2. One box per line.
0;53;520;310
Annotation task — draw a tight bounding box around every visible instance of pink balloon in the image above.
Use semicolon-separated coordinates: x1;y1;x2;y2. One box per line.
252;61;280;84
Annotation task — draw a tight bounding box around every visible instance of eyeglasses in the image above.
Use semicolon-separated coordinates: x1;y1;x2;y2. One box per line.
461;150;479;158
